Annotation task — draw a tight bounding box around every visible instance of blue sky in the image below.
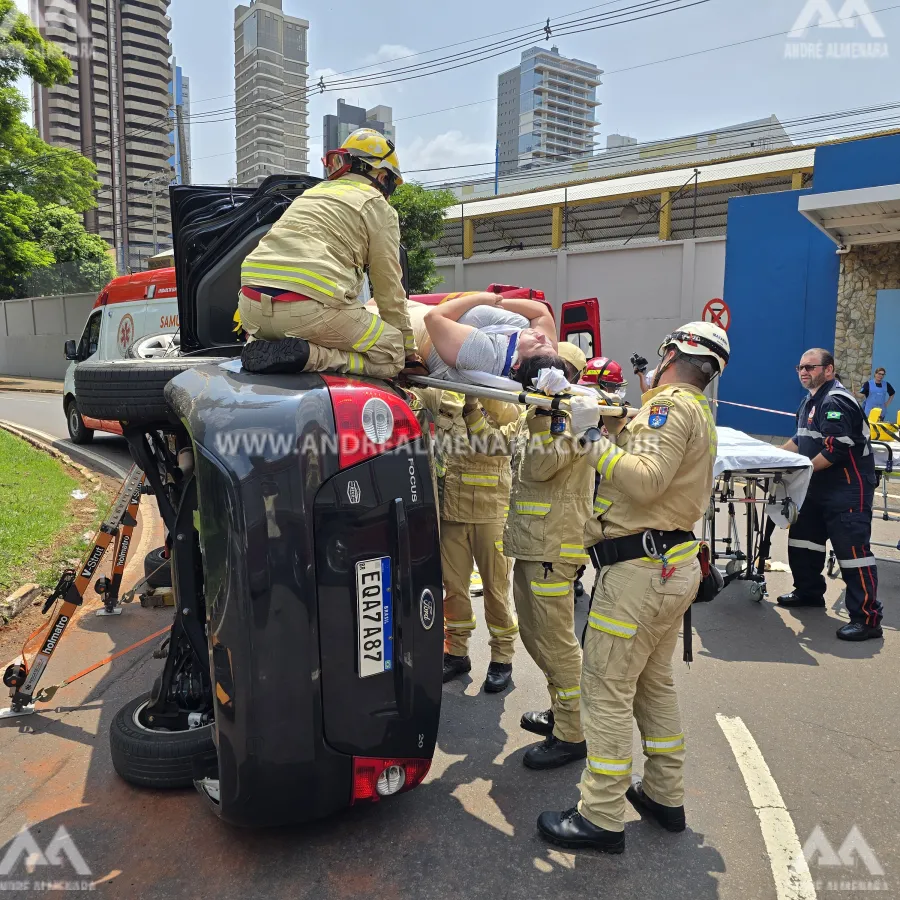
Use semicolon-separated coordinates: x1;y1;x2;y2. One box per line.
19;0;900;185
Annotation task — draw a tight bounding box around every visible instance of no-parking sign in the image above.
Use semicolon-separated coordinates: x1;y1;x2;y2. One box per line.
703;298;730;332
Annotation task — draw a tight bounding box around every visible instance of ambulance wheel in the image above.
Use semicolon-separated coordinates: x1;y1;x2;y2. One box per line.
127;332;180;360
65;398;94;444
74;357;226;426
110;692;215;789
144;547;172;588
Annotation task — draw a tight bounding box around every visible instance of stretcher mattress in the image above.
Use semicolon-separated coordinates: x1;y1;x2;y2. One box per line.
871;440;899;475
714;427;813;528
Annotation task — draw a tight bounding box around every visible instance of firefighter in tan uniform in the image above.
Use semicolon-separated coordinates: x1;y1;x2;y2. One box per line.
493;356;595;771
440;393;520;693
238;129;424;379
537;321;730;854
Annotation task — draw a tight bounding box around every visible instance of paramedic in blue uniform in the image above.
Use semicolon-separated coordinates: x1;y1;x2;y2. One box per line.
778;349;883;642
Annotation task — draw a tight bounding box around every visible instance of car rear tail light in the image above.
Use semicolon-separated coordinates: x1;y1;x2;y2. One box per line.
323;376;422;470
351;757;432;803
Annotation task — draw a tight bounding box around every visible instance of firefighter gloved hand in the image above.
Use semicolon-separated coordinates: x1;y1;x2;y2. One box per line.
630;352;648;374
398;353;430;384
533;367;571;396
567;395;602;437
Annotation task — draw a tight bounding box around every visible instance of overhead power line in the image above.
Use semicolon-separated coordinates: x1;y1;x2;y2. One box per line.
12;0;711;178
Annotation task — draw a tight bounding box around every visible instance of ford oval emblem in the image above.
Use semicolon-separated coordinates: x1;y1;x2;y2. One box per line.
419;589;436;631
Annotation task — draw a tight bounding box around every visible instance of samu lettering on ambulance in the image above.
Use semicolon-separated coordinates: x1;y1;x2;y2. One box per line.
160;314;180;329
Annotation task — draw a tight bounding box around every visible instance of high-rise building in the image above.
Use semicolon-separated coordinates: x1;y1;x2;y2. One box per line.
234;0;309;186
323;99;393;158
366;105;395;146
30;0;176;271
170;60;191;186
496;45;602;175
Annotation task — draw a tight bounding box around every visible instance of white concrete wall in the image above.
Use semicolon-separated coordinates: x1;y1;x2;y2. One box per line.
0;293;96;380
434;238;726;405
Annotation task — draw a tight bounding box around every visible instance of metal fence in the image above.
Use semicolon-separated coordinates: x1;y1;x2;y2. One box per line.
19;257;113;301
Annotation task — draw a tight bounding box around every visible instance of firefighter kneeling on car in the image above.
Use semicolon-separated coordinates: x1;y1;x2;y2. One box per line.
237;128;425;379
537;321;729;855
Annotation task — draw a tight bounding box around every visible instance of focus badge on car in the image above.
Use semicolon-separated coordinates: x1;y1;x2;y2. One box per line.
347;481;361;504
419;589;436;631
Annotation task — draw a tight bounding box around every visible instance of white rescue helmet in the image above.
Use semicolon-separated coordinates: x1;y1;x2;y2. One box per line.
657;321;730;377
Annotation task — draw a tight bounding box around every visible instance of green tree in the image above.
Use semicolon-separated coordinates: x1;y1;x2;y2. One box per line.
0;190;52;295
0;0;107;299
390;182;456;294
26;205;115;296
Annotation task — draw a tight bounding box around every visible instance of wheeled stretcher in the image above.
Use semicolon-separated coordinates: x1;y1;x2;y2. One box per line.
704;428;813;601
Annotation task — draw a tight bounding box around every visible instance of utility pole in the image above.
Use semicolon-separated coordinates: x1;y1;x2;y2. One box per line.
139;171;174;263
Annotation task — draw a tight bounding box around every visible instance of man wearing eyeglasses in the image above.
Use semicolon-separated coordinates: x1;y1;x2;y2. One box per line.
778;349;883;641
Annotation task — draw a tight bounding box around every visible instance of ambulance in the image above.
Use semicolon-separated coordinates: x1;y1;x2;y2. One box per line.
63;267;181;443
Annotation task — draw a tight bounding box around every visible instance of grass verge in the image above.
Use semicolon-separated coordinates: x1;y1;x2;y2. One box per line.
0;429;111;596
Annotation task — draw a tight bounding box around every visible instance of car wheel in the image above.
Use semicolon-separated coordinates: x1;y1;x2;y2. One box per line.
144;546;172;588
73;357;228;427
127;332;180;360
65;398;94;444
109;692;215;789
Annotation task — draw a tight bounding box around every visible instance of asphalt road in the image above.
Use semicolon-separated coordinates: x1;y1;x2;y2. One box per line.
0;390;133;476
0;390;897;899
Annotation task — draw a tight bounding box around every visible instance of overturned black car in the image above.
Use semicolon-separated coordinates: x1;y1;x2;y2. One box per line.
74;176;443;827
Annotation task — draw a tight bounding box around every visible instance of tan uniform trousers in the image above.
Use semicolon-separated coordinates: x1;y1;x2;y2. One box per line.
238;292;405;379
442;521;517;664
512;559;583;743
578;559;700;832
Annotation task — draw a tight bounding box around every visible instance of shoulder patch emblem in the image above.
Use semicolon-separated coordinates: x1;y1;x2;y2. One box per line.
648;404;670;429
808;405;816;423
826;410;842;420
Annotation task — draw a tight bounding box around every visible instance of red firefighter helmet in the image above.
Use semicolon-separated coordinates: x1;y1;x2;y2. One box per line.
580;356;628;390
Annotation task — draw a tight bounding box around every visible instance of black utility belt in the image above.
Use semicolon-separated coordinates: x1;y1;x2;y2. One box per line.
589;530;696;568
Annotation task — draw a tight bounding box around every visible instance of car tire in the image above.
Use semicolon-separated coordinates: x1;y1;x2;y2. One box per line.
144;546;172;588
65;398;94;444
74;357;225;427
109;692;215;789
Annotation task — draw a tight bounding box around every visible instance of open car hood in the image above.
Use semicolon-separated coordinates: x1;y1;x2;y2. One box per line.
170;175;319;353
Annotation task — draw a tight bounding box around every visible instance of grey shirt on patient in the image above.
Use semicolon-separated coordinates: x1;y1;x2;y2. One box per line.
427;306;529;384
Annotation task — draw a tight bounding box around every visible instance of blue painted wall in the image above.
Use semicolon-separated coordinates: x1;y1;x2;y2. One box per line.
719;190;840;436
718;133;900;435
871;291;900;406
810;133;900;194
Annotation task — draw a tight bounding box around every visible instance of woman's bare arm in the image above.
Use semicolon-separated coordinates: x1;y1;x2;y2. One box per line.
424;292;501;366
498;298;557;344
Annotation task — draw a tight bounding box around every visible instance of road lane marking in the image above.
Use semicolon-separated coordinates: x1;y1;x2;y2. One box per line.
716;714;817;900
0;393;55;403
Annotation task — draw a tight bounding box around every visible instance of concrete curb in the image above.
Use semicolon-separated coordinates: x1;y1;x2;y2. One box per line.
0;420;106;484
0;420;129;480
0;381;63;395
0;584;41;624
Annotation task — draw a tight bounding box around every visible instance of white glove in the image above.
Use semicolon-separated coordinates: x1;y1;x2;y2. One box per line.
533;367;570;396
567;395;602;437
